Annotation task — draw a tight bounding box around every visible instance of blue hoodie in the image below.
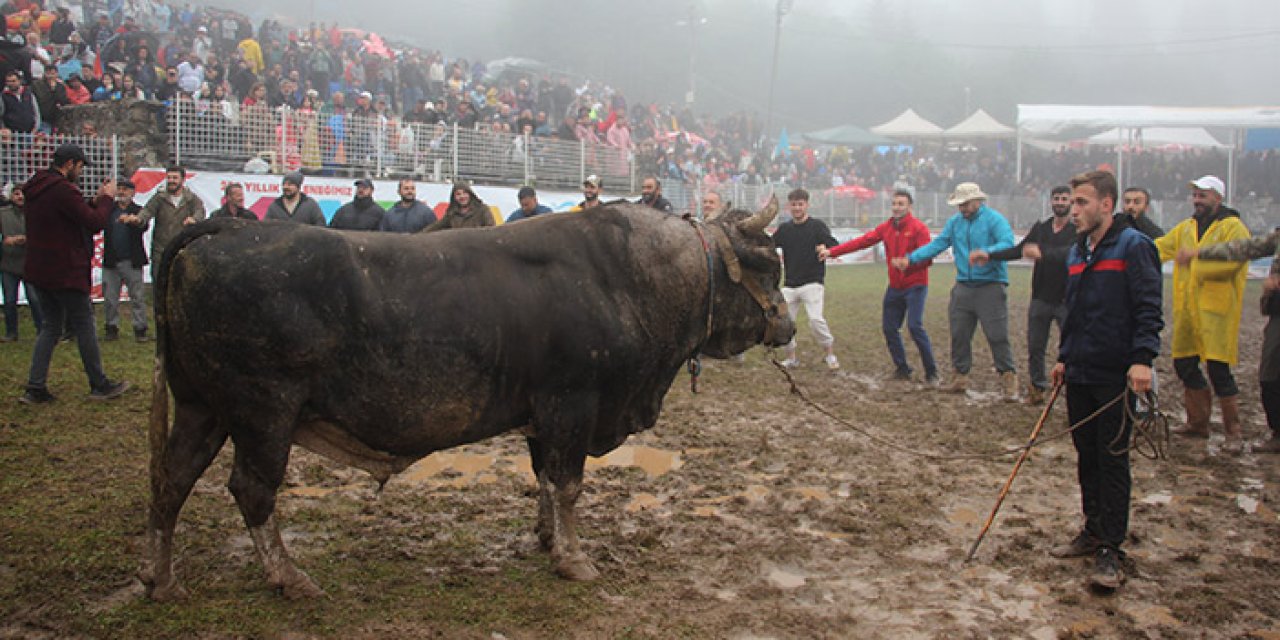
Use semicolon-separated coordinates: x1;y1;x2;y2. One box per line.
907;204;1015;284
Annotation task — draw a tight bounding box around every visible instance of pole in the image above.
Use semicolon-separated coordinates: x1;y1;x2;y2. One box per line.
764;0;791;142
965;381;1062;562
1227;129;1237;204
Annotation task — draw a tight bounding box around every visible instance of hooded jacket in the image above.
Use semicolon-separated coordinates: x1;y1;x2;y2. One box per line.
141;186;206;260
828;212;931;289
425;184;494;232
21;168;114;293
1154;205;1251;365
329;197;385;230
907;203;1015;285
265;192;327;226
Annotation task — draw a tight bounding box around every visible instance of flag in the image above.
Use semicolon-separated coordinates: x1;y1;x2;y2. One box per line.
772;127;791;160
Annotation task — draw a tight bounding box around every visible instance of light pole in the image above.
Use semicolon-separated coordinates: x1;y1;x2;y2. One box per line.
765;0;794;142
677;3;708;106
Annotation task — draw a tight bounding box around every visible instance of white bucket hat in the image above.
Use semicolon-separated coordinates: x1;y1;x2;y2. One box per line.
946;182;988;207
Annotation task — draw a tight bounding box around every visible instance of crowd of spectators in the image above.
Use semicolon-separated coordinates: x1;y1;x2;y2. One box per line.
0;0;1275;202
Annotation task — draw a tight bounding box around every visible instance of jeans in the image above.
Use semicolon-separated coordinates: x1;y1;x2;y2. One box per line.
948;282;1015;375
102;265;148;331
26;286;109;392
883;285;936;377
2;270;43;337
782;282;834;350
1027;299;1068;390
1068;382;1133;549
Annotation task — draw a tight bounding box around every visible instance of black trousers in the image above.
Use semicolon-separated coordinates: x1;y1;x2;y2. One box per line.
1173;356;1238;397
1068;382;1132;549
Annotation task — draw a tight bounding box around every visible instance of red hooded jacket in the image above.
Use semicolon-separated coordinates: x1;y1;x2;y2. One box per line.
22;168;113;293
828;212;933;289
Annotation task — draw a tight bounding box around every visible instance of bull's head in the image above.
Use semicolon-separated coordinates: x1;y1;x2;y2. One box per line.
701;195;796;358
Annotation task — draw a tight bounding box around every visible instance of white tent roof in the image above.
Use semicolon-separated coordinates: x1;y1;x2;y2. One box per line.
944;109;1014;139
871;108;944;138
1086;127;1230;149
1018;104;1280;137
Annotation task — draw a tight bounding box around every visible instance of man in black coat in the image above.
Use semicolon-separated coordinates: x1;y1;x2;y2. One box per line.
101;179;151;342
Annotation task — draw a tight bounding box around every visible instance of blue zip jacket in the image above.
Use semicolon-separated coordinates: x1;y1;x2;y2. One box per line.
1059;219;1164;385
907;204;1015;284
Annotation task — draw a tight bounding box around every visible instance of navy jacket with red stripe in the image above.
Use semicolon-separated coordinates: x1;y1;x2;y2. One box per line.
1059;216;1164;385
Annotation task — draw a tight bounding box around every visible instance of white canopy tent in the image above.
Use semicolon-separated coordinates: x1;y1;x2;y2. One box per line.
1086;127;1230;149
944;109;1015;139
1016;105;1280;200
871;108;945;139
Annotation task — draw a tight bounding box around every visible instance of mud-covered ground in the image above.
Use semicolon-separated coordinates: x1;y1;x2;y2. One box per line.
2;265;1278;638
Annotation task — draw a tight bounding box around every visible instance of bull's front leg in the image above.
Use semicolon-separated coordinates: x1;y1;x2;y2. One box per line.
526;437;555;552
544;448;599;581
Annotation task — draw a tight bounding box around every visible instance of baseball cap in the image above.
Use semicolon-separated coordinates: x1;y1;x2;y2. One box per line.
359;91;372;100
52;143;92;166
353;178;373;189
583;174;602;188
1189;175;1225;197
517;186;536;199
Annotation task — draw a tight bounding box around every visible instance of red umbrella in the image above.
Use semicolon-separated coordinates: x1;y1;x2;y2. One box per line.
826;185;877;201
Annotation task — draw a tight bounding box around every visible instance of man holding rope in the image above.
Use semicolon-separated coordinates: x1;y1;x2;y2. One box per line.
1050;170;1163;591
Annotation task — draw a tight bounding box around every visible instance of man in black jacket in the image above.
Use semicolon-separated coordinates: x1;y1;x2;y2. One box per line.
329;179;385;230
1121;187;1164;239
981;186;1077;404
101;179;151;342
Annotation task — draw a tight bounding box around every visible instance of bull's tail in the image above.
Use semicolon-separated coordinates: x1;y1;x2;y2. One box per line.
149;218;251;488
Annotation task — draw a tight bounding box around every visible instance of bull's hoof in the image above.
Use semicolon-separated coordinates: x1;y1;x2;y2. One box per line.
146;580;190;602
279;574;326;600
536;527;554;552
554;554;600;582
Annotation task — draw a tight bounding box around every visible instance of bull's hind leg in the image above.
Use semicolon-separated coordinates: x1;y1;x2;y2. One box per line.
536;442;598;581
526;437;554;551
227;425;324;599
143;402;227;601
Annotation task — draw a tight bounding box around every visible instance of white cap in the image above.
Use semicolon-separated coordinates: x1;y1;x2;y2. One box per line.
1189;175;1225;197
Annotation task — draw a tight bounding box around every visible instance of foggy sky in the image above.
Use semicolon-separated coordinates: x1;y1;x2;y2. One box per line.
216;0;1280;134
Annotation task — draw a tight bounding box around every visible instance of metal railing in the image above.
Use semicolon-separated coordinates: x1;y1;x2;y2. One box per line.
166;100;636;191
0;132;119;189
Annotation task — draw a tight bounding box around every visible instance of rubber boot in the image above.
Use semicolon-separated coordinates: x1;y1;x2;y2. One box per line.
1172;387;1212;438
1220;394;1243;453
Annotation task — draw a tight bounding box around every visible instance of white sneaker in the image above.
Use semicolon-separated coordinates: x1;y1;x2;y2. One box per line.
824;354;840;371
780;357;800;369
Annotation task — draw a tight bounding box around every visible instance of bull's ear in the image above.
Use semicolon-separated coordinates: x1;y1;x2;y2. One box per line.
736;194;778;235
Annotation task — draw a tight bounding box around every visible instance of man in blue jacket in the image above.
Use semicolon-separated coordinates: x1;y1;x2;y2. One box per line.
1050;170;1162;591
893;182;1016;397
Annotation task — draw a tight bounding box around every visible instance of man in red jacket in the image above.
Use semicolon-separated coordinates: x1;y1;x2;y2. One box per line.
820;190;938;382
19;143;130;404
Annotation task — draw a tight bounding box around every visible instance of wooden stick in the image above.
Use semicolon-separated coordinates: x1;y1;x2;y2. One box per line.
964;381;1063;563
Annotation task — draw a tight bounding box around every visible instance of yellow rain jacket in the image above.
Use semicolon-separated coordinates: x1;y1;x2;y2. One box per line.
1154;207;1251;365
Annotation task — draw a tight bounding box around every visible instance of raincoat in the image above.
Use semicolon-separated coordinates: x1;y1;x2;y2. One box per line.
1154;207;1251;365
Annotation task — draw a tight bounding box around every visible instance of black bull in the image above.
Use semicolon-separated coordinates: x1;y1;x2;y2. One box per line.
140;199;795;600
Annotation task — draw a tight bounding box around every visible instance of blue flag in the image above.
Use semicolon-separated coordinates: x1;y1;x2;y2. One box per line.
772;127;791;160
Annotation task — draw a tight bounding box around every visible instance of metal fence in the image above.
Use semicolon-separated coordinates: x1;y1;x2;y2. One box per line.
665;181;1280;234
166;100;635;191
0;132;119;190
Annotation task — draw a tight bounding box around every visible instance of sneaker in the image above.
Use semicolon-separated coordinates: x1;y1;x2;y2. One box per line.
19;387;56;404
88;379;131;401
891;368;912;381
824;354;840;371
103;325;119;342
779;358;800;369
1050;531;1100;558
924;372;941;387
1090;547;1125;590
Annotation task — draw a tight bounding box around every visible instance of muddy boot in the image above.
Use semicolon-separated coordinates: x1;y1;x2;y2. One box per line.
1023;384;1045;406
135;327;152;343
1172;388;1212;438
1255;435;1280;454
103;325;119;342
1000;371;1018;402
1220;394;1243;453
945;373;969;394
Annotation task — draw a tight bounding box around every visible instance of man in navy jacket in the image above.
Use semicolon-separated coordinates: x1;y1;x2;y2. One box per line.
1050;170;1163;592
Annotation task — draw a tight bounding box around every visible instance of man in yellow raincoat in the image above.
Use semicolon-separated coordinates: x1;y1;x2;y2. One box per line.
1158;176;1251;449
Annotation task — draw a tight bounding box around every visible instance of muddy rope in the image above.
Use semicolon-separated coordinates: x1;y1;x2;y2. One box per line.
768;356;1171;463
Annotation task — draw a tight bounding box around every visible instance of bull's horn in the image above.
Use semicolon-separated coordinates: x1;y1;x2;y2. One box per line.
738;194;779;235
